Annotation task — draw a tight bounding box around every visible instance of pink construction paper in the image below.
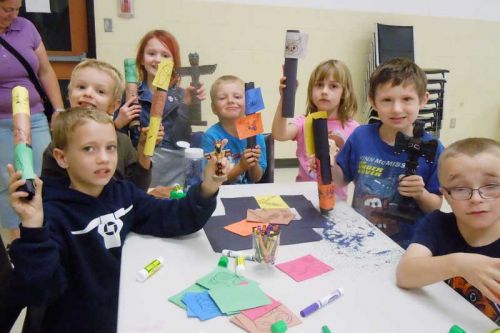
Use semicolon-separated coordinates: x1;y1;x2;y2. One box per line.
241;296;281;320
276;254;333;282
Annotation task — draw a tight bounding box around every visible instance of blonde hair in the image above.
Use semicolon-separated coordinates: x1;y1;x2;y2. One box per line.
209;75;245;103
52;107;115;150
68;59;125;101
438;137;500;181
306;59;358;127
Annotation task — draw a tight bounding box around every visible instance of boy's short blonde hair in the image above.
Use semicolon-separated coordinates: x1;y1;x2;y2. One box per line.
68;59;125;101
209;75;245;104
52;107;115;150
369;58;427;101
438;137;500;182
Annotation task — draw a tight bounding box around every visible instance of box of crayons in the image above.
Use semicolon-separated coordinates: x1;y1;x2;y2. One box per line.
252;224;280;264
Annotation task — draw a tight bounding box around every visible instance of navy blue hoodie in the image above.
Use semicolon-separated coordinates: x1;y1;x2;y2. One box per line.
9;177;216;332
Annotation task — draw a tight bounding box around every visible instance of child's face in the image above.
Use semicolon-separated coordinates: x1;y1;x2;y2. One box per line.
370;82;428;136
69;67;119;115
211;82;245;121
311;76;343;115
439;152;500;232
141;37;173;79
56;120;118;197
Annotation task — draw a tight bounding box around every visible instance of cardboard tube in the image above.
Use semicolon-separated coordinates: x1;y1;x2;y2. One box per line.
143;89;167;156
12;86;35;199
312;117;334;213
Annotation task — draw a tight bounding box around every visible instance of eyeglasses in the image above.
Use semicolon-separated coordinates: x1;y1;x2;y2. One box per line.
443;184;500;201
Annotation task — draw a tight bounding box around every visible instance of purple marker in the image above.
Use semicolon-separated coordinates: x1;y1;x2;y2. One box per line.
300;288;343;317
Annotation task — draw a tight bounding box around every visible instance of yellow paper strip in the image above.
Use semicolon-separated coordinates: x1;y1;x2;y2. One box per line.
143;116;161;156
152;59;174;90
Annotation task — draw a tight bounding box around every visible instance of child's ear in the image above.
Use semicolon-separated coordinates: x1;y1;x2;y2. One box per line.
419;91;429;108
439;187;452;204
52;148;69;169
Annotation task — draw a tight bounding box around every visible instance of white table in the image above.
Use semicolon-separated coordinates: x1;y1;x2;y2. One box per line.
118;182;496;333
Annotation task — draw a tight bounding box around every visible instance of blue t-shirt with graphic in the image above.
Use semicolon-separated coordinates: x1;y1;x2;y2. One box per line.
336;123;444;248
202;123;267;184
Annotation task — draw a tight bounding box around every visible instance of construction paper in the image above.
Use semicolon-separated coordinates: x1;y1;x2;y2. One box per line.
168;283;207;310
245;88;265;115
203;196;327;253
152;59;173;90
230;304;302;332
182;291;223;321
209;283;271;314
224;219;264;237
241;296;281;320
196;266;255;290
254;195;289;209
246;208;294;225
305;111;328;155
236;113;264;140
276;254;333;282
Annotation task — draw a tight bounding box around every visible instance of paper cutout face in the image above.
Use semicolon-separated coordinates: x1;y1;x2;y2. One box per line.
152;59;174;90
284;31;309;59
236;112;264;139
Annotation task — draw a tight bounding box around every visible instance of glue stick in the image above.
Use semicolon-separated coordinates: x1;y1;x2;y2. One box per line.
136;257;164;282
235;256;246;276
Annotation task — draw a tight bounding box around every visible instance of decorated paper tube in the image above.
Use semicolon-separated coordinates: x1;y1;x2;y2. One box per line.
245;82;257;148
312;116;334;213
282;30;308;118
143;59;173;156
123;58;140;129
12;86;36;199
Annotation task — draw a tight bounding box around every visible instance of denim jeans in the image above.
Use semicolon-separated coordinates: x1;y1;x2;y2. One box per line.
0;113;51;229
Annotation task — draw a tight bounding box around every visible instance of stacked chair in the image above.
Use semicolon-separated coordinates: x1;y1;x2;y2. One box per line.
362;23;449;138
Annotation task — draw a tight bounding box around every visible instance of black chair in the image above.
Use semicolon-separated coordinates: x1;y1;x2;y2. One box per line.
258;133;275;183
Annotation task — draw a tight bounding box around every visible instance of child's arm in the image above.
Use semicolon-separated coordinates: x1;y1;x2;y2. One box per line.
398;175;442;213
272;76;298;141
397;243;500;303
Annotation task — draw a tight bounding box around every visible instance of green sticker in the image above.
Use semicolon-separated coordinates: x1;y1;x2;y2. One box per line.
14;143;35;180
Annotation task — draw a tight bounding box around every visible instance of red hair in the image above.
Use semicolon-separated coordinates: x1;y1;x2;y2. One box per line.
135;30;181;82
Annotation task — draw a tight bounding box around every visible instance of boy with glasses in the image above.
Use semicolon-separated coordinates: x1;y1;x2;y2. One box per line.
396;137;500;324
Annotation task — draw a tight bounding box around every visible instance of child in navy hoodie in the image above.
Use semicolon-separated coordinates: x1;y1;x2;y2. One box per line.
6;106;229;332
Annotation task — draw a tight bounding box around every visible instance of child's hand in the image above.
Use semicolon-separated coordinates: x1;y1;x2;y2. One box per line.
184;83;207;105
114;97;141;129
239;146;261;170
307;154;317;178
278;75;299;97
201;139;230;197
7;164;43;229
329;139;339;166
457;253;500;303
398;175;426;199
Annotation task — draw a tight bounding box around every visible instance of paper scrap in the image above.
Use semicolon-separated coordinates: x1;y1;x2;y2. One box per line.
224;219;263;237
254;195;289;209
276;254;333;282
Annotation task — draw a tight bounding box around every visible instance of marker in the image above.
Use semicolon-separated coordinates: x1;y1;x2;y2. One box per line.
322;325;332;333
300;288;343;317
136;257;164;282
222;249;256;262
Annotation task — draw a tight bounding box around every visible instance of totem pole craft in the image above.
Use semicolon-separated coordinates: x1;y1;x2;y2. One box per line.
123;59;141;139
240;81;265;149
312;114;335;213
143;59;174;156
12;86;36;199
282;30;308;118
204;140;230;176
175;53;217;126
394;120;438;211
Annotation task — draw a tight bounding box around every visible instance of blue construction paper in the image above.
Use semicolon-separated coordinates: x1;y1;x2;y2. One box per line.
245;88;265;115
182;291;223;321
203;195;327;252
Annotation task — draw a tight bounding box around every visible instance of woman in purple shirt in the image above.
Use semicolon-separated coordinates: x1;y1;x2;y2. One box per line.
0;0;64;242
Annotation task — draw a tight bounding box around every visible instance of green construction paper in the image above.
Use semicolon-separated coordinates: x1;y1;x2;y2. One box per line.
14;143;35;180
124;58;138;83
168;283;207;310
208;283;271;314
196;266;256;290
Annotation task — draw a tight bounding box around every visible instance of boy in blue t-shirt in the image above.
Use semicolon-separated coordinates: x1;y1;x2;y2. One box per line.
332;58;443;248
202;75;266;184
397;138;500;324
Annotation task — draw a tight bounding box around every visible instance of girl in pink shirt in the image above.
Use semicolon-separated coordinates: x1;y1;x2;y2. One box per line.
272;59;359;201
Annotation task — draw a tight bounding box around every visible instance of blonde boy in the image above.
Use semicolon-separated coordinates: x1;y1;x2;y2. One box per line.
332;58;443;248
202;75;266;184
42;59;152;191
397;138;500;324
7;106;228;332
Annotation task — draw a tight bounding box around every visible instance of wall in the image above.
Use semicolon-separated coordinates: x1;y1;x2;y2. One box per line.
94;0;500;158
